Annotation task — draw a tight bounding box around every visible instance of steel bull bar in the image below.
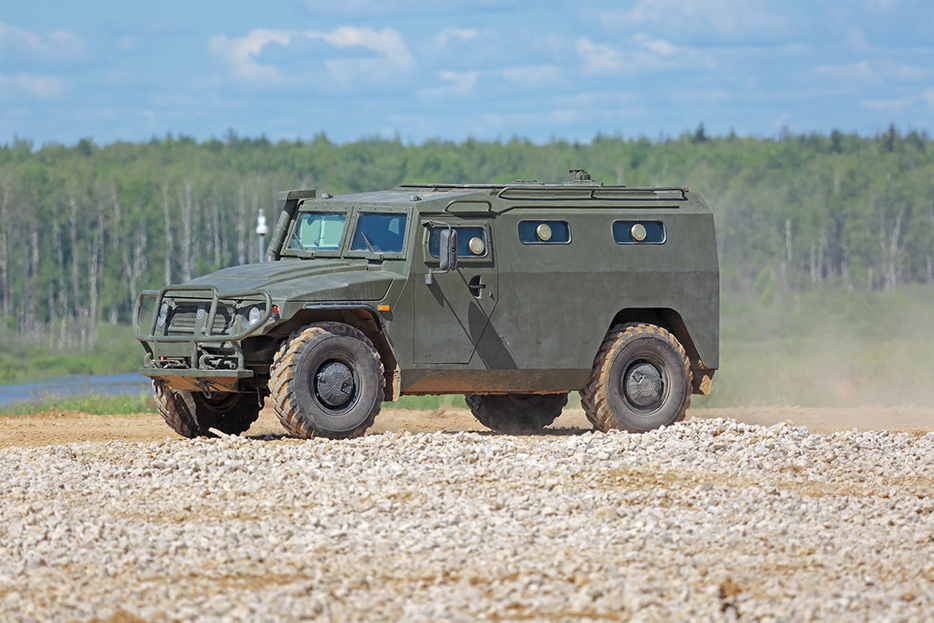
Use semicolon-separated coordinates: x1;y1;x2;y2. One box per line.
134;285;273;395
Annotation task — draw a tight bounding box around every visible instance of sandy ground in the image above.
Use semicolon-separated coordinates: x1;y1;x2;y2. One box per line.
2;404;933;448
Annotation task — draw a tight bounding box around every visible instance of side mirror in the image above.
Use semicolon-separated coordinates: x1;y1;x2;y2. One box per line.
439;228;458;272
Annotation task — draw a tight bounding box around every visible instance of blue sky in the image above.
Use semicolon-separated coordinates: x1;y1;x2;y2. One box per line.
1;0;933;147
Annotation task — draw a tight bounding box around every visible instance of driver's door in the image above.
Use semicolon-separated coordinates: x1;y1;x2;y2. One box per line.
414;218;498;364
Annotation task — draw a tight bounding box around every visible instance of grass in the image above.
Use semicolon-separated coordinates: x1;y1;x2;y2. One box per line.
0;322;142;385
0;392;155;416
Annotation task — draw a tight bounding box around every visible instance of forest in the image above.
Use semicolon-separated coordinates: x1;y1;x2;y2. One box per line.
0;127;932;391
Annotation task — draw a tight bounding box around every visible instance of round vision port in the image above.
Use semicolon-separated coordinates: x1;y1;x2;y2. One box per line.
468;237;486;255
536;223;552;241
630;223;647;242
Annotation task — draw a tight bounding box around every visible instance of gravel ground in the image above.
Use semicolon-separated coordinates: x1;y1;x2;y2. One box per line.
2;418;934;622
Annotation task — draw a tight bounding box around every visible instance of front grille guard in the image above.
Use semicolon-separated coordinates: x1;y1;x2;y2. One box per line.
134;285;273;372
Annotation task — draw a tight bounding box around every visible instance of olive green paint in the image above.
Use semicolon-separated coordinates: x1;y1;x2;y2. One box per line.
136;171;719;398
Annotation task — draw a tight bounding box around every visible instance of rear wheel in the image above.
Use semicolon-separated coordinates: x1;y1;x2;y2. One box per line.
465;392;568;432
581;324;692;432
152;381;260;437
269;323;384;439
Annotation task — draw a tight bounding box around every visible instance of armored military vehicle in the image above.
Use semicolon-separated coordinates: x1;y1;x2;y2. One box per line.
135;170;718;439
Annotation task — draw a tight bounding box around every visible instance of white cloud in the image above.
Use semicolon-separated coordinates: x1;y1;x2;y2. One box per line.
576;38;624;74
633;35;677;57
208;26;413;88
575;36;693;76
0;74;64;100
421;28;480;58
208;29;292;84
923;89;934;108
419;70;480;100
0;21;86;64
311;27;414;87
432;28;478;49
438;70;478;95
307;26;413;68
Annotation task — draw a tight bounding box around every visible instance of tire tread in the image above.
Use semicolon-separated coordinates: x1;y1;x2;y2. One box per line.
152;381;202;438
269;322;384;439
580;324;692;432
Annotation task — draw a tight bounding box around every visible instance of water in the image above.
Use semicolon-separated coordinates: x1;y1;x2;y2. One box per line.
0;373;150;406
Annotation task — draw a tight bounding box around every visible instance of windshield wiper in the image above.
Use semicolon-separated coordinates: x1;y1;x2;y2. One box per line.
360;232;377;253
288;232;308;252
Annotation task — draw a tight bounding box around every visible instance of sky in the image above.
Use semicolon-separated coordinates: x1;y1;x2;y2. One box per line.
1;0;933;148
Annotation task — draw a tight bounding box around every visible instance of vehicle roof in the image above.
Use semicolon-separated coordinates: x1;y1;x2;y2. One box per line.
320;181;693;207
300;168;705;214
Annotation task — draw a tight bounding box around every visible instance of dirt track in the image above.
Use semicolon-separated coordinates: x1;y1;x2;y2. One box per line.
2;404;933;447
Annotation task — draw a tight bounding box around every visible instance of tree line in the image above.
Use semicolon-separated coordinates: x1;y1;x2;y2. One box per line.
0;127;932;343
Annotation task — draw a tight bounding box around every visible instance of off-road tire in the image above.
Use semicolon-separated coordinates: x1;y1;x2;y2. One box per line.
152;381;259;437
153;381;200;438
465;393;568;432
580;324;692;433
269;322;384;439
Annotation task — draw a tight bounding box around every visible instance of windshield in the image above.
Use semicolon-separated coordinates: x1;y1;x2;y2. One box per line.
350;213;408;254
288;212;346;252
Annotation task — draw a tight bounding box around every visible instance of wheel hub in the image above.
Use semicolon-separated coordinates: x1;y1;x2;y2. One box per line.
624;361;663;408
315;361;355;408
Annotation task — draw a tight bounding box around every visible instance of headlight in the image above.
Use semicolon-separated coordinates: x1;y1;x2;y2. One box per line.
241;305;265;330
156;303;170;328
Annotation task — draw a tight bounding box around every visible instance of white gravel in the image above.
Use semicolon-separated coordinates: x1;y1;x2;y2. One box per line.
2;418;934;622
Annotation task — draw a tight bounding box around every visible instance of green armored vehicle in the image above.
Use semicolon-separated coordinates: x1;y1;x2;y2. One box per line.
135;170;718;439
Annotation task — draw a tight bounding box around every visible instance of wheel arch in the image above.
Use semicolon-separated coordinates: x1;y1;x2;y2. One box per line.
608;307;715;396
275;305;400;401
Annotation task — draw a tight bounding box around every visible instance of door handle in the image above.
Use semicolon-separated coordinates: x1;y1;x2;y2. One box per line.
468;277;486;297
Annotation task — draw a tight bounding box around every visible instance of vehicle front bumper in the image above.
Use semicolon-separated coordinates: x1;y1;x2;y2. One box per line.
134;285;273;393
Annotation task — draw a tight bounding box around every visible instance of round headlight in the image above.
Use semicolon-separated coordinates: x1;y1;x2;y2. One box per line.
157;303;170;328
242;305;264;330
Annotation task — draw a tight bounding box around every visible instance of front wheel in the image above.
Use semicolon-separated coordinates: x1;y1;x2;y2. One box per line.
153;382;260;437
269;323;385;439
465;393;568;432
580;324;692;433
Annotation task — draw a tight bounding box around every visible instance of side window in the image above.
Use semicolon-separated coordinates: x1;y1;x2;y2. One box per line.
350;213;408;254
427;226;488;258
613;221;666;244
518;220;571;244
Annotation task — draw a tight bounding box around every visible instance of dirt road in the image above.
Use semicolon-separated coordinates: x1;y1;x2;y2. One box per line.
2;404;933;447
